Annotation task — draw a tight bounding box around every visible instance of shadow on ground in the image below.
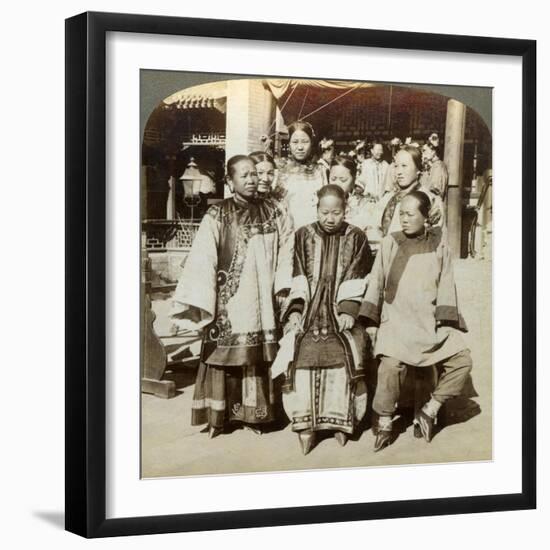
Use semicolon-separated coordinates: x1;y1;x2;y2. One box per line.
163;362;198;394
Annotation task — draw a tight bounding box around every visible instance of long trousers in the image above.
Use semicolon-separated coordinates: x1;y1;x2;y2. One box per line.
372;349;473;417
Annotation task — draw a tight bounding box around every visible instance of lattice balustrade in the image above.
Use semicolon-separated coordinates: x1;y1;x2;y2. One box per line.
143;220;201;251
168;223;201;249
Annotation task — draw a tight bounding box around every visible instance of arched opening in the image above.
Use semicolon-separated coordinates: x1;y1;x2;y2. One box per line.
141;77;492;286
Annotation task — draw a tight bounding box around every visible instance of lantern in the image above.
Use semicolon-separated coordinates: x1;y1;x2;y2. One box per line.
179;158;203;220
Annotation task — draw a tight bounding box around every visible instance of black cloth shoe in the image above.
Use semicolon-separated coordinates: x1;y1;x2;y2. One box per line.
334;431;348;447
374;429;392;452
371;412;379;436
208;425;223;439
298;430;316;455
415;409;436;442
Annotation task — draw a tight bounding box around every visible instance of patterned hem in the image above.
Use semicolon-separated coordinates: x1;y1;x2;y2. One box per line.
291;420;355;434
291;415;355;434
228;403;275;424
192;404;275;427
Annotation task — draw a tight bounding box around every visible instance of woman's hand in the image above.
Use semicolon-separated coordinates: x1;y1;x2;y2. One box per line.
366;326;378;347
285;312;303;334
337;313;355;332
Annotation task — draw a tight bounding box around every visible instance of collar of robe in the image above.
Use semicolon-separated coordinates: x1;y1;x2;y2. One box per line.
314;221;349;237
232;193;259;208
394;225;442;245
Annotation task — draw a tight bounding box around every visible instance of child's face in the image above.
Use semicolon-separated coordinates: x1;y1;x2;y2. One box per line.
229;160;257;199
329;165;354;194
289;130;312;162
399;195;426;236
317;194;345;233
255;161;275;194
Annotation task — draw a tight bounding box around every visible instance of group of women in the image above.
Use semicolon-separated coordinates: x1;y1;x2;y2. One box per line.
317;132;449;202
172;120;472;455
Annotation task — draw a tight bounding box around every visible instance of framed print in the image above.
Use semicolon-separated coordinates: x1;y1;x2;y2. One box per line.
65;11;536;538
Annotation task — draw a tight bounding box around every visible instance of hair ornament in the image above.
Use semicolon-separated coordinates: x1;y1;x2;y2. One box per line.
405;136;420;148
355;139;366;152
428;132;440;148
319;137;334;151
390;137;403;147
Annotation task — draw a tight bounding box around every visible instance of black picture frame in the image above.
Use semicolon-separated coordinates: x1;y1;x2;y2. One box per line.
65;11;536;538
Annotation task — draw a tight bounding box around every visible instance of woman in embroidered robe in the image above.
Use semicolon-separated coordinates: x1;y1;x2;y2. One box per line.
373;145;444;240
273;121;327;230
281;185;374;454
359;191;472;452
172;155;294;438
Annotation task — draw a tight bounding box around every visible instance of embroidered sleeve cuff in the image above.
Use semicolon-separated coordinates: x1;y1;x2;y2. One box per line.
435;305;468;332
358;301;380;327
282;300;304;323
435;305;460;323
275;288;290;298
338;300;360;319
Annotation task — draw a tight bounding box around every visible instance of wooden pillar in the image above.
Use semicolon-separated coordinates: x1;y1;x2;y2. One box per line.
141;165;148;220
166;176;176;220
164;155;177;219
444;99;466;258
225;80;250;162
274;105;286;156
225;80;275;196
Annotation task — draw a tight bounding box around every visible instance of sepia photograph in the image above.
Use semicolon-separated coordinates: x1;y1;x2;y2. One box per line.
140;72;493;478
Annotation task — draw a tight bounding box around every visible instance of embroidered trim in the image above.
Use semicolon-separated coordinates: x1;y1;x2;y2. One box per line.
192;398;226;412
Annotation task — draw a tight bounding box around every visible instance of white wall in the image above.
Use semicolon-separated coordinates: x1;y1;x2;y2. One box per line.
0;1;546;548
